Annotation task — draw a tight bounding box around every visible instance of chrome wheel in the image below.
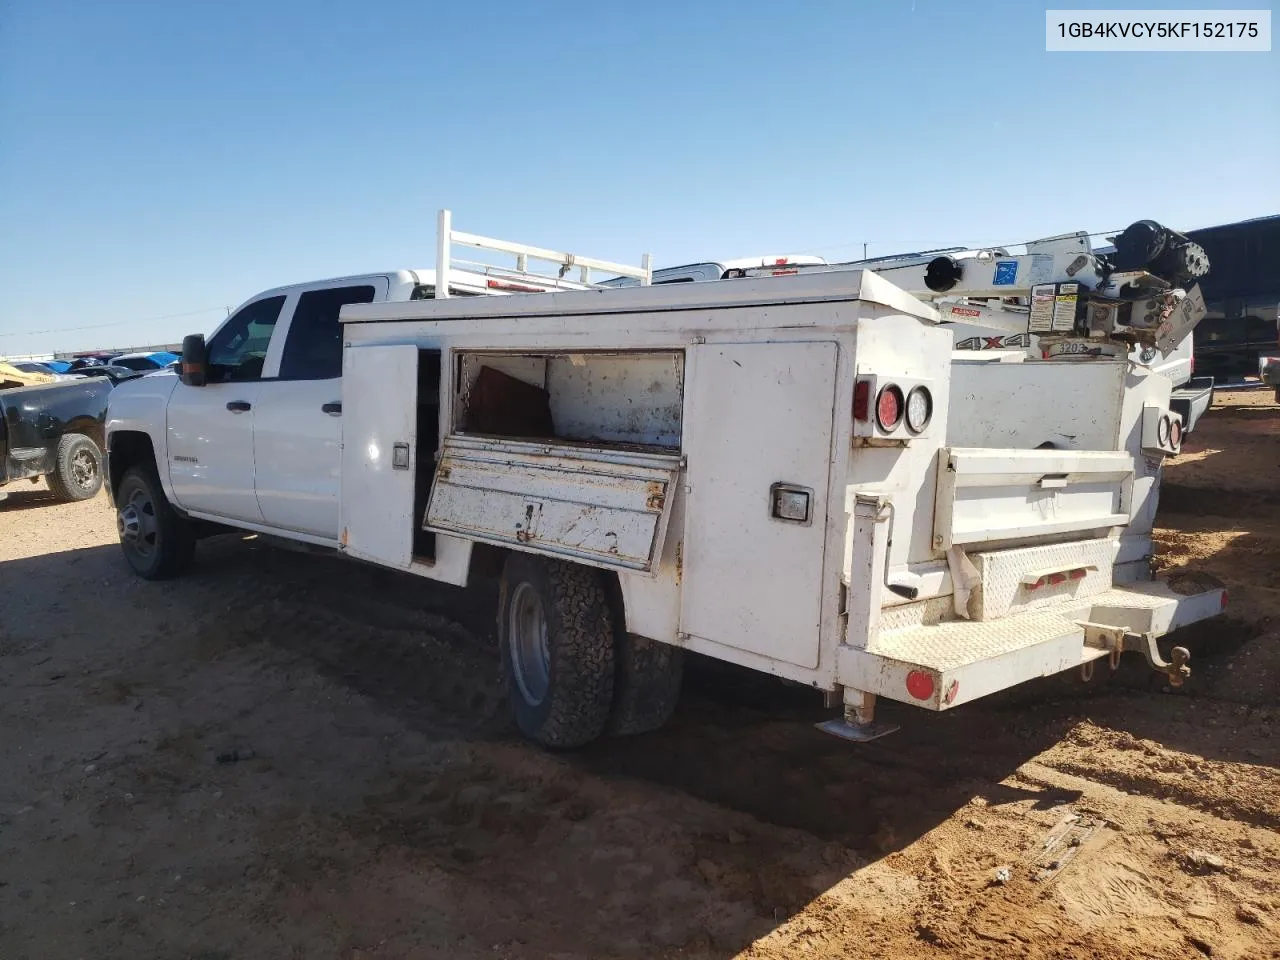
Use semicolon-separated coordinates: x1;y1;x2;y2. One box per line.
117;486;158;559
70;447;98;491
508;581;551;706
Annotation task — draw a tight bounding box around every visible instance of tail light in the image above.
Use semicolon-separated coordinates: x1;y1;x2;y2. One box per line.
905;386;933;433
1025;567;1090;591
854;376;934;440
876;385;904;431
853;380;871;421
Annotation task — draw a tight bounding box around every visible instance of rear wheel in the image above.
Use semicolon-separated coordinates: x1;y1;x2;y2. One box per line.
116;466;195;580
609;632;683;736
46;433;104;502
498;554;615;749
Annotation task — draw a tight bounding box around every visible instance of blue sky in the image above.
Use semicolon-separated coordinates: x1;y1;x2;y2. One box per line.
1;0;1276;356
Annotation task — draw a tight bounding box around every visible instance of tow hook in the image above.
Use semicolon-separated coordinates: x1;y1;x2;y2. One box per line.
1080;623;1191;687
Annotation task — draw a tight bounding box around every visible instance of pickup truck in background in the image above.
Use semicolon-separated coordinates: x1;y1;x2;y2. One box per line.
1;375;113;503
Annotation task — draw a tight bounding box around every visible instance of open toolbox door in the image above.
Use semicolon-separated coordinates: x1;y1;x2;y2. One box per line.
425;434;681;574
338;344;420;569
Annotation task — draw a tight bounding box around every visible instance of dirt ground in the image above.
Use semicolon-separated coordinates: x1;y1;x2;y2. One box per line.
2;389;1278;960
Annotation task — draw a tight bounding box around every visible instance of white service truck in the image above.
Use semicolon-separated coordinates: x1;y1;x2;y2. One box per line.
106;214;1225;749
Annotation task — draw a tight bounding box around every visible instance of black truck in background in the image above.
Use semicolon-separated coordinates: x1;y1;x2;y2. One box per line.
1187;215;1280;381
0;377;113;503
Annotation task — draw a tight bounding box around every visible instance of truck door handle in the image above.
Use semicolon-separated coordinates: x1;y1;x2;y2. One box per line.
321;402;342;416
226;401;252;413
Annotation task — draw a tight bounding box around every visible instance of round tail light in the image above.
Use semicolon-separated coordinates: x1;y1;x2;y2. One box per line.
1169;418;1182;449
1157;414;1171;447
905;386;933;433
876;384;904;431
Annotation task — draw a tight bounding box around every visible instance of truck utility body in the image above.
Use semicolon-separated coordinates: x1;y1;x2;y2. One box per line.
106;216;1223;748
337;271;1218;740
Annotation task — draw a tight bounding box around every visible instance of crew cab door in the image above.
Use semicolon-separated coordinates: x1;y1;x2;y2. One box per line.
253;281;384;540
166;295;286;522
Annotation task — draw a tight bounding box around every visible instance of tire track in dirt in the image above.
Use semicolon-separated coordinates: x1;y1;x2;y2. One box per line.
1035;719;1280;831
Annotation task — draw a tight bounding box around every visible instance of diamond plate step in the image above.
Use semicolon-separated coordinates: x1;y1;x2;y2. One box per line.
839;578;1224;712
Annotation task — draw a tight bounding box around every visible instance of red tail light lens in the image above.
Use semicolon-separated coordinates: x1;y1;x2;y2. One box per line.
876;384;904;431
853;380;871;421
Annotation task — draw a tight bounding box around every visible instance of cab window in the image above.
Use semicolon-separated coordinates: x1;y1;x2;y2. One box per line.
207;296;287;382
278;285;376;380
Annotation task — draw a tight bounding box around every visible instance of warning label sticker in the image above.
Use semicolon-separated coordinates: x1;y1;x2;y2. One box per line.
1028;283;1056;332
1053;282;1079;331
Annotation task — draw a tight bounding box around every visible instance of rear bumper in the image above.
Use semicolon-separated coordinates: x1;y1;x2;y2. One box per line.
1169;377;1214;434
838;576;1226;711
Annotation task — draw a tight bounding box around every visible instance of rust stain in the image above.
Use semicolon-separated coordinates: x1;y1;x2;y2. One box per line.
645;481;666;511
944;679;960;705
675;540;683;585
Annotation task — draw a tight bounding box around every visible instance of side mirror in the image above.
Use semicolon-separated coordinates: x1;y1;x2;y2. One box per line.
181;334;209;387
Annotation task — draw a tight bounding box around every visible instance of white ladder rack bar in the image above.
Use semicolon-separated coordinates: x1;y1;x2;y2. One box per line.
435;209;652;298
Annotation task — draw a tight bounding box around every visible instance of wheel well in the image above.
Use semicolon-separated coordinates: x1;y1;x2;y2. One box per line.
472;546;627;628
107;431;157;500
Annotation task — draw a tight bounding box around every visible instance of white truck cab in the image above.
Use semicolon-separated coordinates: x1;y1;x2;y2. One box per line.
110;270;454;547
107;217;652;558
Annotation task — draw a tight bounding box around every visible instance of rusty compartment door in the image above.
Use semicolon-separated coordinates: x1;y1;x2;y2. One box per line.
425;435;681;574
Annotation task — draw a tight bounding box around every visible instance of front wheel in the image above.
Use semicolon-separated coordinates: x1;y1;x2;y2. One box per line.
498;554;616;749
116;466;195;580
46;433;104;502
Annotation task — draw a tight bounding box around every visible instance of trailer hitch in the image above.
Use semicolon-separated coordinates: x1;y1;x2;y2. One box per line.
1080;623;1191;687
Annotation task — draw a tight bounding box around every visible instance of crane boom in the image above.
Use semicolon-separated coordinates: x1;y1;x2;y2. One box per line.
740;220;1210;359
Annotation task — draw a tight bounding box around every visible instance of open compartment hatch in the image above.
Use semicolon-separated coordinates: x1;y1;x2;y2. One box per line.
425;435;681;573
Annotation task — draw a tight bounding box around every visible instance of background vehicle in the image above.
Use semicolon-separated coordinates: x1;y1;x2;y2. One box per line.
599;254;828;287
0;376;112;502
68;365;148;384
11;360;58;377
108;351;179;371
7;359;83;382
1;361;55;389
1185;214;1280;381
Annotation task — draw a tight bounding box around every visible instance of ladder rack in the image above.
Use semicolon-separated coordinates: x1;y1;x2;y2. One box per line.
435;209;652;298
